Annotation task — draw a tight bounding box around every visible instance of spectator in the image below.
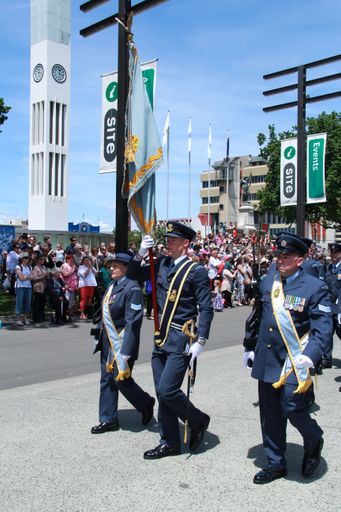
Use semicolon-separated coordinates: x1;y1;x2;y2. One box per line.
55;243;65;267
65;236;77;255
46;269;69;324
208;248;221;288
100;258;114;291
77;255;97;320
107;242;116;259
221;259;236;308
60;254;78;317
15;252;35;326
72;243;84;267
31;255;48;323
6;242;21;296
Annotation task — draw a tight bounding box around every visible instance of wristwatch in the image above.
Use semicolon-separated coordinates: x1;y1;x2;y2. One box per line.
197;337;207;346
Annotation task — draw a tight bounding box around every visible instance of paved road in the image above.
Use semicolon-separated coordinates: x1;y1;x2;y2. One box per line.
0;306;250;390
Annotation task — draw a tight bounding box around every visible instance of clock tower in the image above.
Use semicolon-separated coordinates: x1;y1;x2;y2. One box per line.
29;0;71;231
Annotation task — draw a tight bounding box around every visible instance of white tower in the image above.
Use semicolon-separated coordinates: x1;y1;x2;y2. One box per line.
28;0;71;231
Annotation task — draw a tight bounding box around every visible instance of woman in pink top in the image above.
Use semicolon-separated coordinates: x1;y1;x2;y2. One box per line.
60;254;78;315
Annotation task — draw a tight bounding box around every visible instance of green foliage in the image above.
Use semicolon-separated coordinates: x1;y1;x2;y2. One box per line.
257;112;341;228
0;98;11;132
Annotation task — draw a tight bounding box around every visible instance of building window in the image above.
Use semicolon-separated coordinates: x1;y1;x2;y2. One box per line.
219;204;224;210
251;175;266;183
202;181;208;188
202;197;208;204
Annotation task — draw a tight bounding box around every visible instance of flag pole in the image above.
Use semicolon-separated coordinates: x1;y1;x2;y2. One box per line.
148;247;159;332
208;123;212;235
188;117;192;224
164;111;170;221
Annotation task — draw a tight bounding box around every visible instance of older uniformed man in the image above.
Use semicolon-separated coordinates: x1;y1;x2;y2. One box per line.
128;221;214;459
243;232;333;483
91;253;155;434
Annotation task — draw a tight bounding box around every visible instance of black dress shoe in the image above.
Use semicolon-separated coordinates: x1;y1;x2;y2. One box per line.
143;444;180;460
189;413;210;452
91;421;120;434
302;437;324;477
142;397;155;426
322;358;332;369
253;468;287;484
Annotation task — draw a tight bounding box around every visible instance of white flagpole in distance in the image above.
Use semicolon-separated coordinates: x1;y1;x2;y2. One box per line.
188;117;192;225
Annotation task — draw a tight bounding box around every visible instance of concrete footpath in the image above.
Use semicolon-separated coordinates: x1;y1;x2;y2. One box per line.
0;343;340;512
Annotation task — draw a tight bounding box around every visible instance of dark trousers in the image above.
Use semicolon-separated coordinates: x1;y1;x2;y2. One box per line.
258;381;323;470
152;351;206;450
222;290;232;308
99;340;153;423
32;291;46;322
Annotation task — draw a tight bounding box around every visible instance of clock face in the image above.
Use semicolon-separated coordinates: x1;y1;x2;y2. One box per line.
52;64;67;83
33;63;44;83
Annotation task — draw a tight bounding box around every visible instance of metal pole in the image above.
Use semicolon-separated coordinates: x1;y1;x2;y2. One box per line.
296;65;306;236
115;0;130;251
166;121;170;221
208;123;211;235
188;136;191;224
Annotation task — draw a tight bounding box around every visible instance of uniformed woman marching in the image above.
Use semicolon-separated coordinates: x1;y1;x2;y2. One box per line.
91;253;155;434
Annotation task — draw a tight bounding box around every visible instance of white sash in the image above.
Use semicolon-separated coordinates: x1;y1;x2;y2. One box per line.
271;274;312;393
102;283;131;381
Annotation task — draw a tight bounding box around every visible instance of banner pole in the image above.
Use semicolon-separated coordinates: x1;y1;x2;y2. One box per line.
148;247;159;332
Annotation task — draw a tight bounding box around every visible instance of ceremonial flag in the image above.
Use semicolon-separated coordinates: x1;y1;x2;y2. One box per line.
188;117;192;153
306;133;327;204
163;111;170;147
123;39;163;235
208;123;212;161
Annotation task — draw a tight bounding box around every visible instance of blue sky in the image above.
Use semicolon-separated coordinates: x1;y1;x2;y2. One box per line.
1;0;340;231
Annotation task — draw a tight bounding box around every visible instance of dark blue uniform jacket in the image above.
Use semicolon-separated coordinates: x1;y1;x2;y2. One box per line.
248;269;333;384
94;277;143;360
127;256;213;353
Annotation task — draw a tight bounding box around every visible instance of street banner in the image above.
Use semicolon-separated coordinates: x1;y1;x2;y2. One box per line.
100;59;157;174
306;133;327;204
280;138;297;206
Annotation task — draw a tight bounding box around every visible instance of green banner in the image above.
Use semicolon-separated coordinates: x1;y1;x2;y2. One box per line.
306;133;327;204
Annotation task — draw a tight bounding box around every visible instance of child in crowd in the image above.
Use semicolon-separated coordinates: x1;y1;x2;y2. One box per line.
212;278;224;312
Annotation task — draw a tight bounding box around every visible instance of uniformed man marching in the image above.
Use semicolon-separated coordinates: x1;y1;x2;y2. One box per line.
322;242;341;368
91;253;155;434
128;221;214;459
243;232;333;483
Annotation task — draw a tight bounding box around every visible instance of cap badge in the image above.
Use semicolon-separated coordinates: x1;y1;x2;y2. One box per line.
167;223;174;232
281;240;287;247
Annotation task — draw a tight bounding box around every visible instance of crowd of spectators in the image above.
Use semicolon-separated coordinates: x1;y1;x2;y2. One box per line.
0;228;330;326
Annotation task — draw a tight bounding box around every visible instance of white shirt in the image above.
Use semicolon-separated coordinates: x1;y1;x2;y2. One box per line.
208;256;220;279
77;265;97;288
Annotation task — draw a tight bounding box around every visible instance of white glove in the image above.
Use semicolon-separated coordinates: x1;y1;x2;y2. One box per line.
294;354;314;369
243;351;255;369
138;235;154;258
121;354;131;361
189;342;203;365
338;313;341;325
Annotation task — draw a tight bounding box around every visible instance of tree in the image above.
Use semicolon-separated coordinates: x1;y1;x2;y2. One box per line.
257;111;341;228
0;98;11;132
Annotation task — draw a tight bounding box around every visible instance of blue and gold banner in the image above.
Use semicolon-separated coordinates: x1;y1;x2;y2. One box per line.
123;39;163;235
